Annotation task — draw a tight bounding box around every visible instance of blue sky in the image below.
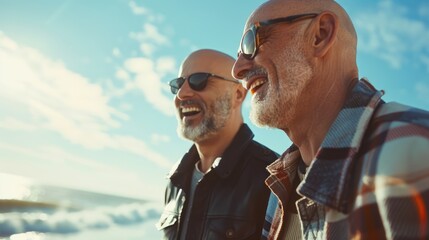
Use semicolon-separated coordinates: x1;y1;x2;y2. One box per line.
0;0;428;203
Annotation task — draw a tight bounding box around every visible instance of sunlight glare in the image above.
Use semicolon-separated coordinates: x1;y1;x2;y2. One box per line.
0;173;32;200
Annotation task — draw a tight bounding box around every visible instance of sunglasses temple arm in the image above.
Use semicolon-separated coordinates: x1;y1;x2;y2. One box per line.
227;79;243;84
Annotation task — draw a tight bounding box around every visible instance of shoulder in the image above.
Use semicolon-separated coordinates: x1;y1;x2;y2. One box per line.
363;101;429;175
245;140;279;165
166;159;181;178
373;102;429;127
368;102;429;144
356;103;429;216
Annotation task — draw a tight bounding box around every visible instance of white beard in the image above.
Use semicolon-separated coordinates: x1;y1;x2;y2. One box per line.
178;91;232;142
250;38;313;129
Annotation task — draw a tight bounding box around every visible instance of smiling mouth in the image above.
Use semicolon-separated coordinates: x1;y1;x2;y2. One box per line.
181;106;201;117
249;79;267;94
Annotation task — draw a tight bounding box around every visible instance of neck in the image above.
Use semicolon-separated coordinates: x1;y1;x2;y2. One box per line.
195;121;242;172
286;75;358;166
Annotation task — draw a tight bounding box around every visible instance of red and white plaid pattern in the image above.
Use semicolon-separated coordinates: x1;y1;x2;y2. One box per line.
264;79;429;239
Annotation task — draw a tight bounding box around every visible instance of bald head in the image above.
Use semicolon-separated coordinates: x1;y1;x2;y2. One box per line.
241;0;358;80
251;0;355;30
180;49;236;80
248;0;357;46
231;0;360;133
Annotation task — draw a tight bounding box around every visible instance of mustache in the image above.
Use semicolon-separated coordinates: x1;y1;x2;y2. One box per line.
243;67;268;80
179;99;203;108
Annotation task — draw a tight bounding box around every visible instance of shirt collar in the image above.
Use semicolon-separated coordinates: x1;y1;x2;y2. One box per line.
296;78;384;213
195;157;222;174
211;124;254;178
169;124;255;187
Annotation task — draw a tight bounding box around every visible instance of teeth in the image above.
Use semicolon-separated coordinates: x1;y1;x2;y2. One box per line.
249;79;267;92
182;107;201;113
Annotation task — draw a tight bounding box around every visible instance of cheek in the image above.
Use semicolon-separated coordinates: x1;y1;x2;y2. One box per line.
174;97;180;107
174;98;182;115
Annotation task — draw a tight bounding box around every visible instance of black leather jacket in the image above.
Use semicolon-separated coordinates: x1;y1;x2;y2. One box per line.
156;124;278;240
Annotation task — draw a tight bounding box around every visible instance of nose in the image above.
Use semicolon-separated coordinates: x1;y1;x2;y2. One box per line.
176;79;194;100
232;54;252;83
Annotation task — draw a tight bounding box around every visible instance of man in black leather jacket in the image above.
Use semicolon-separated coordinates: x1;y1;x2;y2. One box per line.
156;49;278;239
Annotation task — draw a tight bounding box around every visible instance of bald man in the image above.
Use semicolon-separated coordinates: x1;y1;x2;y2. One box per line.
156;49;278;239
232;0;429;239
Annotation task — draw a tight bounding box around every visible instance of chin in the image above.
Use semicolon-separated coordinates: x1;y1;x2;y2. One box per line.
250;108;282;129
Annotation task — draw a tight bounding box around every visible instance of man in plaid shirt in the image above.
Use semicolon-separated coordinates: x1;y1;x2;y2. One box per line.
232;0;429;239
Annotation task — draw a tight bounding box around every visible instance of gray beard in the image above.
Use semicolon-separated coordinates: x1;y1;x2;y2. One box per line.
250;34;313;129
178;91;232;142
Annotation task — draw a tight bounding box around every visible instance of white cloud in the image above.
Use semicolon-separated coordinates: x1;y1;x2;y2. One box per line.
156;56;176;74
0;31;18;50
116;67;130;81
130;23;169;46
354;0;429;69
151;133;171;144
129;1;148;16
148;14;165;24
123;57;175;116
113;135;172;168
128;1;165;25
116;21;178;117
125;19;179;106
0;117;37;131
123;7;186;112
179;38;199;52
140;42;155;56
124;57;152;73
0;32;171;168
119;102;133;111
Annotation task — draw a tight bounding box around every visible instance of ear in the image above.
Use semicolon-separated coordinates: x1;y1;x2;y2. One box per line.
233;84;247;108
312;11;338;57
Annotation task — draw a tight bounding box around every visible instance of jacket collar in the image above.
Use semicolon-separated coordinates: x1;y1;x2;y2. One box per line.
169;124;254;189
297;79;384;213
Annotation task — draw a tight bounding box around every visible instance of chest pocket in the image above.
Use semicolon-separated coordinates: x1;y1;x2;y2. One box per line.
205;217;257;240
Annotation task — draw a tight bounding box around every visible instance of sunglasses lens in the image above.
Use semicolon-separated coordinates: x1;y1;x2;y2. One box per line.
188;73;209;91
241;29;256;59
169;78;184;94
168;73;210;94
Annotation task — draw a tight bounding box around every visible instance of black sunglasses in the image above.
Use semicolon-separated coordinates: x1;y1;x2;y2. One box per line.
169;72;240;94
238;13;318;60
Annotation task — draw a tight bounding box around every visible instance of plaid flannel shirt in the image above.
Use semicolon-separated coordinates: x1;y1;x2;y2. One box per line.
263;79;429;240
